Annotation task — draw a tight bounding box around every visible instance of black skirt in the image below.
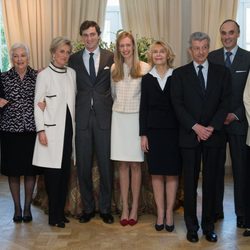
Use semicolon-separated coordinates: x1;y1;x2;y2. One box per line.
146;128;181;175
1;131;41;176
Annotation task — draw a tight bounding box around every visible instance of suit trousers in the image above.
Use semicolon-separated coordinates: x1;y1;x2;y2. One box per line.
76;110;113;214
245;146;250;227
44;108;73;224
182;145;223;233
215;134;247;217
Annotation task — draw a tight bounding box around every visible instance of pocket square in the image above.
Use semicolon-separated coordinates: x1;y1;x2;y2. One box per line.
104;66;110;70
235;70;247;73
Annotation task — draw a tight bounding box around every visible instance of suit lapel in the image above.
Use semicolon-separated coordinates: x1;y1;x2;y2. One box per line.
186;63;205;98
151;75;165;92
98;49;106;74
206;62;224;100
77;50;88;74
75;50;93;86
231;47;244;71
215;48;225;65
205;63;215;97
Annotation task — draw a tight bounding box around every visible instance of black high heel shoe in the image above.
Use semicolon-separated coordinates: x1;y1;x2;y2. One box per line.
23;215;33;223
13;215;23;223
155;223;164;231
23;208;33;223
63;217;70;223
165;224;175;232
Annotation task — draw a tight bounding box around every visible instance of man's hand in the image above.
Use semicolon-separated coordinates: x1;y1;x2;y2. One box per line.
193;124;214;141
224;113;237;125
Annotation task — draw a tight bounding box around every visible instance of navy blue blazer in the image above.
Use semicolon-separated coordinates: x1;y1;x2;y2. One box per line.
171;61;231;148
139;73;178;136
208;47;250;135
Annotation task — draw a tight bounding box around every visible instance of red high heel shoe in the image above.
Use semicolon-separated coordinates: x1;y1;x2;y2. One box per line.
128;218;138;226
120;219;129;226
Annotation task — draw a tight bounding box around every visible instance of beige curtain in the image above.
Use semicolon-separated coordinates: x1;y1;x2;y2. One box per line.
1;0;107;69
191;0;238;50
119;0;182;67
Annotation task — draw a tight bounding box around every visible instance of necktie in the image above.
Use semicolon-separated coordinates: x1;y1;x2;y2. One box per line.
89;52;96;84
225;51;232;68
198;65;205;94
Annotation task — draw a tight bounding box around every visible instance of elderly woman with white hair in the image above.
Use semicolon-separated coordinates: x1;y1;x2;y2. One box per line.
0;43;40;223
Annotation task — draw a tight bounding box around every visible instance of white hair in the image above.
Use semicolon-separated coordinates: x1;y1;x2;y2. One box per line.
10;43;30;61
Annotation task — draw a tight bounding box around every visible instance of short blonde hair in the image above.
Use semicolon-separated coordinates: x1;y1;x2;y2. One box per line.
10;43;30;62
50;36;72;57
147;41;175;68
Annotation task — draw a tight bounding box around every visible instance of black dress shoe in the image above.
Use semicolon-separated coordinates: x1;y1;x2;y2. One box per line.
214;212;224;223
186;231;199;243
23;215;33;223
243;228;250;237
79;211;95;223
237;216;245;228
100;213;114;224
49;222;65;228
13;215;23;223
165;224;175;232
63;217;70;223
204;231;217;242
155;224;164;231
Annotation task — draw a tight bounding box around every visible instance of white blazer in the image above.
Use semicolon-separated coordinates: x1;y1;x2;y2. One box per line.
243;72;250;146
32;64;76;169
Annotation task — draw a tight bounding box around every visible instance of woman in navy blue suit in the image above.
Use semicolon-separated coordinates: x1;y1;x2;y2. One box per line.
139;41;181;231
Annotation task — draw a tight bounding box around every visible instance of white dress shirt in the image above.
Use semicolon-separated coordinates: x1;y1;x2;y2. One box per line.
82;47;100;74
193;60;209;88
224;45;238;64
149;66;173;90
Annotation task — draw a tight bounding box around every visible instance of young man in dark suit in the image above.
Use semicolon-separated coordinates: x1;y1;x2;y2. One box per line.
171;32;231;243
68;20;114;224
208;20;250;228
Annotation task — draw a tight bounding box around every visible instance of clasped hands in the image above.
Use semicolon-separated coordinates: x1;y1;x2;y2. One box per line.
193;124;214;142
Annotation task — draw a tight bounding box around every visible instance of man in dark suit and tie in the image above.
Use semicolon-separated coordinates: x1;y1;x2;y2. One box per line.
171;32;231;243
68;20;114;224
208;19;250;228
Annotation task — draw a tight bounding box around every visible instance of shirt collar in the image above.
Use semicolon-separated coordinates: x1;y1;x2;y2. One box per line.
149;66;173;79
223;45;238;56
193;60;208;70
84;47;100;56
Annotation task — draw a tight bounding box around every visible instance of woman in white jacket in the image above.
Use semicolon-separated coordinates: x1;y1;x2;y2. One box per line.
33;37;76;228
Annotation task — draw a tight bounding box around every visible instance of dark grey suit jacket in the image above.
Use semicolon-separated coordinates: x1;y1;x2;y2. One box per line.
171;61;231;148
208;47;250;135
68;48;114;130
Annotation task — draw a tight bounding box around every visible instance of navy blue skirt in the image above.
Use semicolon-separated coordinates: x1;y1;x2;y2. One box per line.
1;131;41;176
146;128;181;175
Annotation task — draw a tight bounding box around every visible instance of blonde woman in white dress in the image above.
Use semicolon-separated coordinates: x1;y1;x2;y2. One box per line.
111;31;150;226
